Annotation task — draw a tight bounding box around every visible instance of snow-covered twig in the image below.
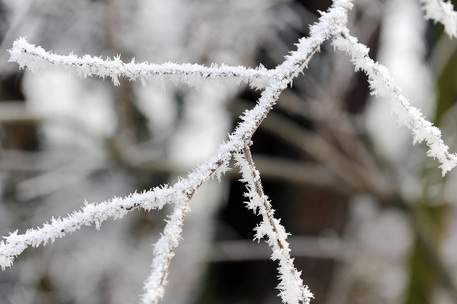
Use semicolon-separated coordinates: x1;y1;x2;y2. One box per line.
235;147;314;304
0;186;173;270
1;1;356;301
8;37;272;89
4;0;457;303
0;149;228;271
141;195;191;304
420;0;457;38
332;30;457;175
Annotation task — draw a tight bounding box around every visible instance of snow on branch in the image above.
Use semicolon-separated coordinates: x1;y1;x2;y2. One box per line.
0;185;175;270
8;37;272;89
0;1;376;303
235;147;314;304
0;139;232;271
421;0;457;38
332;30;457;175
5;0;457;303
0;31;317;272
141;196;191;304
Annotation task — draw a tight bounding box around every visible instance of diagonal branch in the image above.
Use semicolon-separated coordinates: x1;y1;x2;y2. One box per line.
0;185;175;270
332;30;457;175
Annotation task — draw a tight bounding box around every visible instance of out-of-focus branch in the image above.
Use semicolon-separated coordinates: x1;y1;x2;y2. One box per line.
209;235;349;262
0;101;39;123
407;203;457;303
15;153;108;201
249;103;394;199
248;154;353;196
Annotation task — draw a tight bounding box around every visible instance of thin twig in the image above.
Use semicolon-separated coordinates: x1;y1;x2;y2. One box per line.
333;29;457;175
235;146;314;304
8;38;273;89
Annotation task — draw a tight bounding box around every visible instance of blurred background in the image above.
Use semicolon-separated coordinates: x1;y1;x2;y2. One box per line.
1;0;457;303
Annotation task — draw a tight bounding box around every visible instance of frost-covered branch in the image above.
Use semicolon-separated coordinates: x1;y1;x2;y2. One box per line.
235;147;314;304
332;30;457;175
141;195;191;304
8;37;271;89
5;0;457;303
0;186;172;270
0;2;364;303
420;0;457;38
1;0;356;300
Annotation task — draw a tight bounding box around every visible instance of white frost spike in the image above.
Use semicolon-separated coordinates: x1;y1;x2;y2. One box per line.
212;158;232;182
420;0;457;38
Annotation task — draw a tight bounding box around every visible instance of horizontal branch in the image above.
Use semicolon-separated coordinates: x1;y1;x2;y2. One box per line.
209;236;348;262
8;37;273;89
